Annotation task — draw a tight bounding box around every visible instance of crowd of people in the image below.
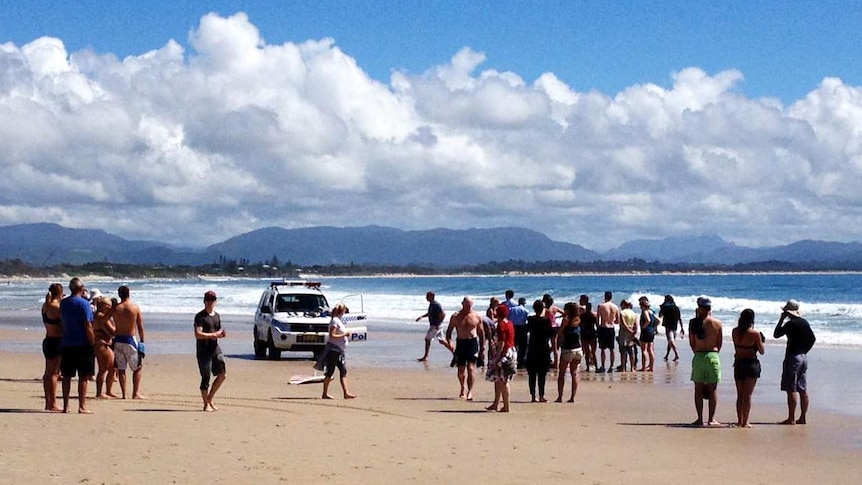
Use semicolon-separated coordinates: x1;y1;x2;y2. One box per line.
416;289;817;427
38;279;816;424
40;278;146;413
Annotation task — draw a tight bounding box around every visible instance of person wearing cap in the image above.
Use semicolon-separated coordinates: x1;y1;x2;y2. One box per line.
774;299;816;425
688;296;723;426
194;290;227;411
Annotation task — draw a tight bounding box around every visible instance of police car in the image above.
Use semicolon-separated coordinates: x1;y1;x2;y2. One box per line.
252;280;367;360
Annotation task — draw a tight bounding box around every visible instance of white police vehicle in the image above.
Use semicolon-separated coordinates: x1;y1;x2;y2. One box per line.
252;280;367;360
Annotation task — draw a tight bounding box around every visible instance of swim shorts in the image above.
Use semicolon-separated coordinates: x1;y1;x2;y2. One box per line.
454;337;479;367
598;327;615;350
691;351;721;384
60;345;95;378
425;325;445;342
780;354;808;392
733;358;761;380
114;341;141;371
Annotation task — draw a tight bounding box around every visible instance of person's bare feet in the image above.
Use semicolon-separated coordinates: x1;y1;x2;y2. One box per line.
567;397;575;403
106;392;119;399
797;417;806;425
706;420;722;427
46;406;63;412
554;396;562;403
779;418;796;425
691;419;704;427
530;397;538;403
416;357;427;362
78;408;93;414
322;394;335;400
132;394;147;400
485;404;498;411
203;404;215;412
344;393;356;399
497;407;509;413
538;397;547;403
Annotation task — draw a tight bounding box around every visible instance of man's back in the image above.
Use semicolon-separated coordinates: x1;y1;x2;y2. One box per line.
597;302;619;327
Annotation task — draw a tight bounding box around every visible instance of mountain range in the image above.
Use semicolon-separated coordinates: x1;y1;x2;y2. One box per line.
2;222;862;268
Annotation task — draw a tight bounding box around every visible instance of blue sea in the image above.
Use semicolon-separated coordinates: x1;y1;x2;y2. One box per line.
3;273;862;347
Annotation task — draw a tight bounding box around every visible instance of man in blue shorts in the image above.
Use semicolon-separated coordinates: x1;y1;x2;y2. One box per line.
774;299;816;425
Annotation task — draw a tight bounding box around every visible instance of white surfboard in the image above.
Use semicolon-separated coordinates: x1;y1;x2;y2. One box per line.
288;373;325;385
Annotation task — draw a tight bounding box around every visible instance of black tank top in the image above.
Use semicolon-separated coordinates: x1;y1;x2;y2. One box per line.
560;325;581;350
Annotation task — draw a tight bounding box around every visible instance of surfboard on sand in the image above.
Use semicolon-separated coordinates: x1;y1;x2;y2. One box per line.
289;373;325;385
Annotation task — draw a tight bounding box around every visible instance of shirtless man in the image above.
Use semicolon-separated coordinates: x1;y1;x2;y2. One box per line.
112;285;146;399
444;296;485;401
689;296;723;426
596;292;621;373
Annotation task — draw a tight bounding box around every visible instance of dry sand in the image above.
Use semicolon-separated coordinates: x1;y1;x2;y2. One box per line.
1;331;861;484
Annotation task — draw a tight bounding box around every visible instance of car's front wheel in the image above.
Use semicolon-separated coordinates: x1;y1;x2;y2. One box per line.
266;330;281;360
253;328;267;359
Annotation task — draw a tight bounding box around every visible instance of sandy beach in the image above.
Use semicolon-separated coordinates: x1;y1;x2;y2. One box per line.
2;320;862;485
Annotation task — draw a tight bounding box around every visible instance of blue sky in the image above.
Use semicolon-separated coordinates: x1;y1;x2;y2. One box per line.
1;2;862;250
3;1;858;103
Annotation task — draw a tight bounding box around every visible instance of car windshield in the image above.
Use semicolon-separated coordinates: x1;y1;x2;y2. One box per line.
275;294;329;313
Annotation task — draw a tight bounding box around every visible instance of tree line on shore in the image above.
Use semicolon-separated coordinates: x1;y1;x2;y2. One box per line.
2;257;859;279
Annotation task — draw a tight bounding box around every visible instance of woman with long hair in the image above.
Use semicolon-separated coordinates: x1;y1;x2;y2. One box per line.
93;296;117;398
542;294;564;369
638;297;658;371
732;308;765;427
555;302;583;403
41;283;64;411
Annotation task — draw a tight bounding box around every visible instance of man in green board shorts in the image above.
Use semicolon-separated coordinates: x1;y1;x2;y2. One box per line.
688;296;723;426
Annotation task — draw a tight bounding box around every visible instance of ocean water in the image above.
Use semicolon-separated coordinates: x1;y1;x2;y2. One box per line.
3;272;862;346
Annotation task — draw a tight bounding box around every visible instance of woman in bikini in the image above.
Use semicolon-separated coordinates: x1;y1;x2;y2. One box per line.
93;296;118;398
41;283;64;411
732;309;765;428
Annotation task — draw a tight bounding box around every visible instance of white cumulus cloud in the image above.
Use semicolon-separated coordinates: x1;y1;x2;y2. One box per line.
1;12;861;251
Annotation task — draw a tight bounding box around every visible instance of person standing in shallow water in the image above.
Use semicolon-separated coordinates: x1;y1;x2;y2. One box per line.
195;291;227;411
732;309;765;428
774;299;816;425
